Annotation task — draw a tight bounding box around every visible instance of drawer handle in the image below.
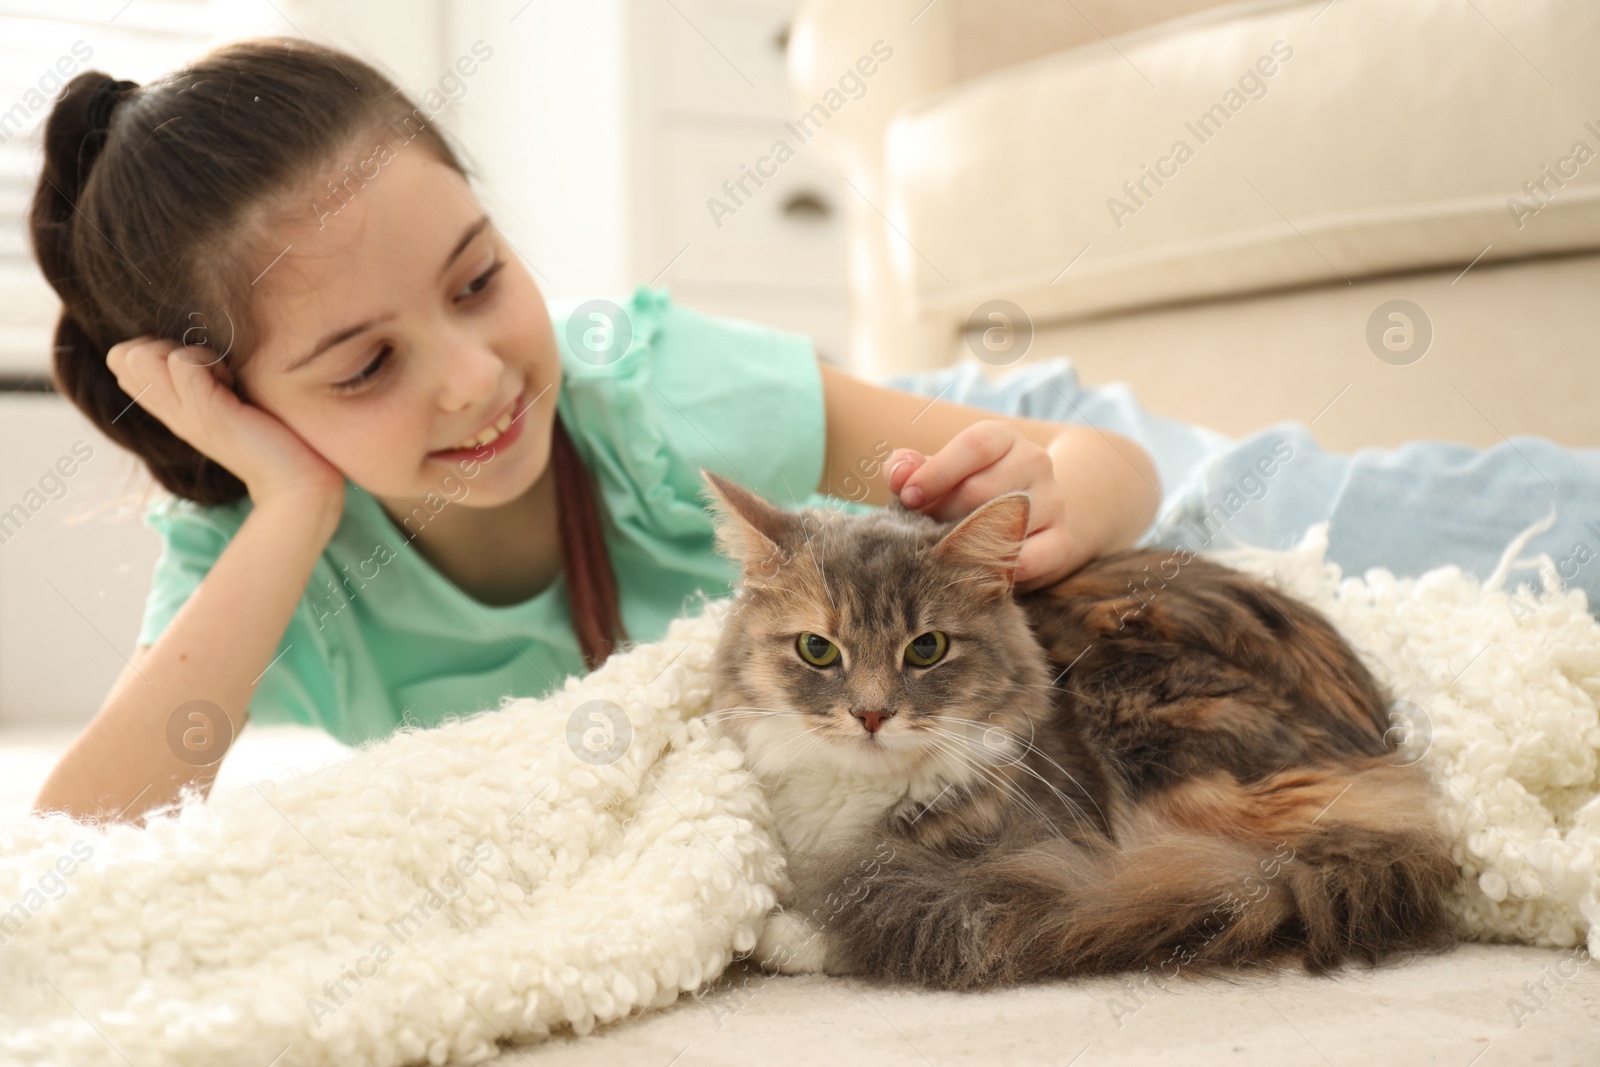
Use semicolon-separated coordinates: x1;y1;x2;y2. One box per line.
774;22;790;53
781;190;832;222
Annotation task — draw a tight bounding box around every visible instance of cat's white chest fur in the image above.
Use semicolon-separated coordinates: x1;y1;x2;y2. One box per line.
763;763;906;855
733;715;973;859
734;716;971;976
726;710;985;979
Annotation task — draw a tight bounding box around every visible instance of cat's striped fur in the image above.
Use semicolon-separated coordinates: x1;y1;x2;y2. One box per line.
700;468;1461;990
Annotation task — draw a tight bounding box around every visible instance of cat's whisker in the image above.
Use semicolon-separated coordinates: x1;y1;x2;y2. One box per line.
916;730;1078;844
937;572;1002;593
920;714;1115;836
994;725;1118;835
764;733;836;785
920;710;1074;772
701;705;790;723
748;724;830;782
745;719;819;761
917;720;1099;839
803;518;835;611
913;724;1074;831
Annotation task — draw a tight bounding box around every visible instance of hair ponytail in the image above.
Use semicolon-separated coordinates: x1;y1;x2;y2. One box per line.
31;75;132;311
32;72;245;507
28;36;627;671
551;414;625;670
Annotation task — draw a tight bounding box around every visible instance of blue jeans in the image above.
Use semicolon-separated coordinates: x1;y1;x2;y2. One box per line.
883;358;1600;615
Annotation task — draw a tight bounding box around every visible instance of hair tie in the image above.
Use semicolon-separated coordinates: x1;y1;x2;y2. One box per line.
86;78;139;133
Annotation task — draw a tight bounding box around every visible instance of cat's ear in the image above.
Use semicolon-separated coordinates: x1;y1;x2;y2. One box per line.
933;490;1031;598
699;468;798;577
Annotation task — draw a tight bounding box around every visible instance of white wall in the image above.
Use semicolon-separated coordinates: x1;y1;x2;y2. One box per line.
440;0;633;300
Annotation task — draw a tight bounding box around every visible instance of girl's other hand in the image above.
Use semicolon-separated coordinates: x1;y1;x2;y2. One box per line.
105;336;345;508
886;421;1072;594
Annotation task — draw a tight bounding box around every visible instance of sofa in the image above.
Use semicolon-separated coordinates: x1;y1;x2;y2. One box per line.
787;0;1600;451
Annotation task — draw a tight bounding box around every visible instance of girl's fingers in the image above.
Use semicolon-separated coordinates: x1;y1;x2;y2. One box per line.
107;339;171;408
887;449;925;493
107;339;222;443
165;344;210;387
104;340;136;383
109;336;172;381
899;422;1014;508
167;346;240;437
883;425;1074;593
921;449;1058;527
1013;525;1075;594
165;346;208;413
116;336;173;368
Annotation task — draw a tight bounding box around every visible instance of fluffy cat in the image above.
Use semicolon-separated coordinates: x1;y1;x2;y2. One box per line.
698;468;1461;990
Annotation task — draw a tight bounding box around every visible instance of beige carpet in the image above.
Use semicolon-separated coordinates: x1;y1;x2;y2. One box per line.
500;945;1596;1067
8;724;1598;1066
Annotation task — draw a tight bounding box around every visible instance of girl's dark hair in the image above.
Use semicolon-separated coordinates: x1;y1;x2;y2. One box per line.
29;35;625;670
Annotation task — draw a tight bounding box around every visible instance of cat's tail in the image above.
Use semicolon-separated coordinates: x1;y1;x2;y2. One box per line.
807;757;1462;990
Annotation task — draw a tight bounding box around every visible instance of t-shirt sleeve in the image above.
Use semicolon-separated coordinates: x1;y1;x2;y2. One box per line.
136;496;339;733
135;496;237;647
553;285;829;517
646;291;827;510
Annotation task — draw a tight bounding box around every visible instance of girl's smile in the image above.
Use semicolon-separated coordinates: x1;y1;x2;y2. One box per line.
428;386;530;463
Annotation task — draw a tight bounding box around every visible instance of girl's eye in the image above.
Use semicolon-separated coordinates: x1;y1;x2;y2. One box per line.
332;345;391;395
456;259;506;301
904;631;948;668
796;632;840;668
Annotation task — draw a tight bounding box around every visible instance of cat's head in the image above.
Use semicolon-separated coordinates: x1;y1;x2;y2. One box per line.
698;468;1054;781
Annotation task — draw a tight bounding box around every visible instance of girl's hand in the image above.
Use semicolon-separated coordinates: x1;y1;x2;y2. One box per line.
105;336;345;507
886;420;1072;595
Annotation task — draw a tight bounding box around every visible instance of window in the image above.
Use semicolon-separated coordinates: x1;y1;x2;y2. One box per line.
0;0;260;378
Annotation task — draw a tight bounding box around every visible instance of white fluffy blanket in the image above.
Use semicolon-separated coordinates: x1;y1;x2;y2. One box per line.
0;603;788;1067
3;523;1598;1066
1216;521;1600;954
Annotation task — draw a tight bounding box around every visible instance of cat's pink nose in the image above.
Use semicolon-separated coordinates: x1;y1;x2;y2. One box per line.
855;709;891;734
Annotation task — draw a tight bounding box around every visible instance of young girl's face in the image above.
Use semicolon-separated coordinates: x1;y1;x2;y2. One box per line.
235;146;560;511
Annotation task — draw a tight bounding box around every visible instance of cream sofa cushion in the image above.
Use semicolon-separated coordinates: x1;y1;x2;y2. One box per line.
886;0;1600;325
942;0;1248;83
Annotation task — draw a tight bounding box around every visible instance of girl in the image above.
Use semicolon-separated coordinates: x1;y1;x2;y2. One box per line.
27;38;1160;826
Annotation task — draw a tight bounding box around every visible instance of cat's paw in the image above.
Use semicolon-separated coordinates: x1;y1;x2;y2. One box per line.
889;780;962;831
888;796;933;831
751;909;828;975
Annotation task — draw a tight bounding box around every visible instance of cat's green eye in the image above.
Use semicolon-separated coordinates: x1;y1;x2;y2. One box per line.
904;631;949;667
796;632;840;667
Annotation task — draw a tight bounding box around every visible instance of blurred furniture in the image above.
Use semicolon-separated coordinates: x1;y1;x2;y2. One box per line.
788;0;1600;450
623;0;850;363
450;0;850;363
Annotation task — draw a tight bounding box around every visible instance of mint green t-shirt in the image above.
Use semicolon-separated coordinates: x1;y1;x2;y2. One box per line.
135;285;873;746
